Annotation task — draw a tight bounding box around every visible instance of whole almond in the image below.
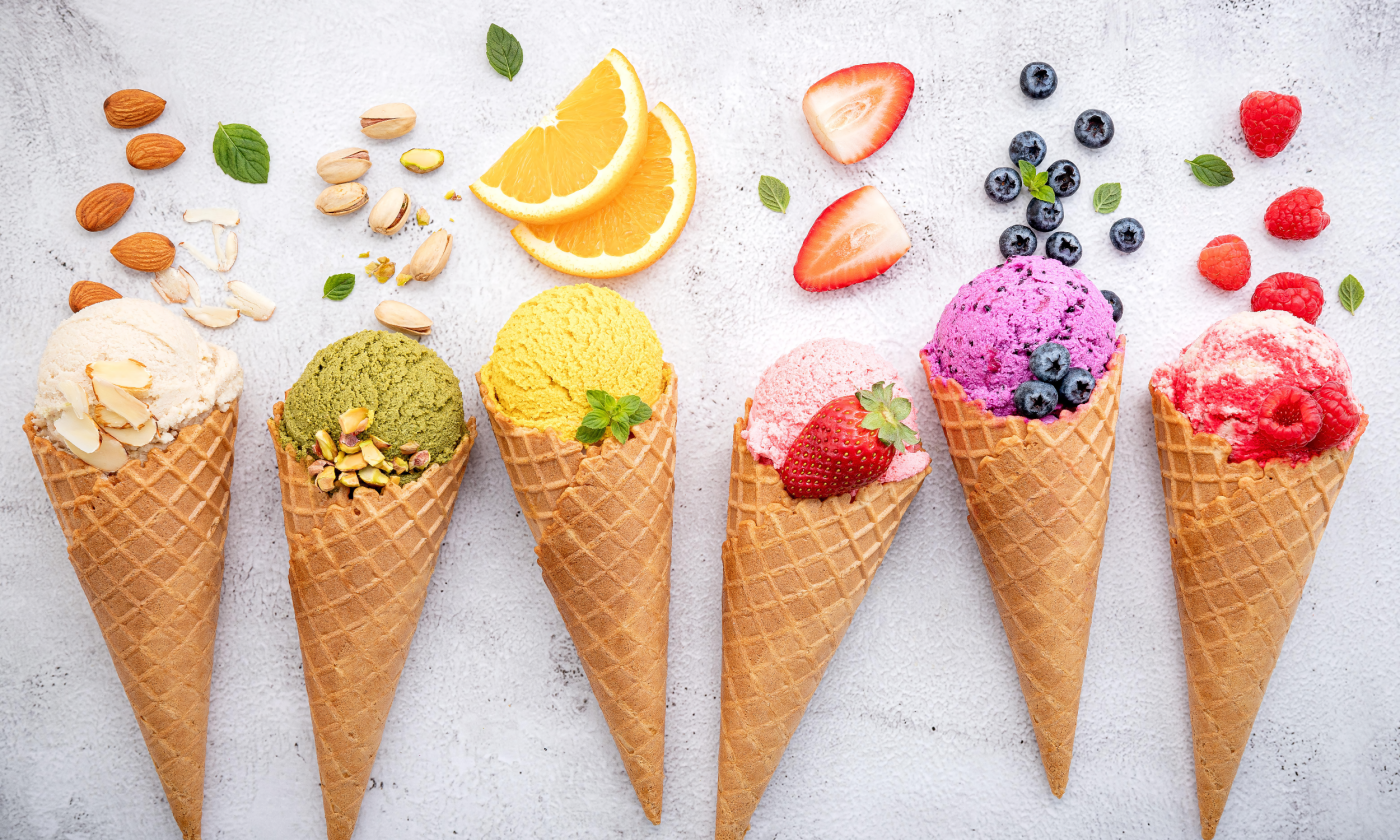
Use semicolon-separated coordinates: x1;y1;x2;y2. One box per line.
126;133;185;170
75;183;135;232
103;89;166;129
69;281;122;313
110;232;176;272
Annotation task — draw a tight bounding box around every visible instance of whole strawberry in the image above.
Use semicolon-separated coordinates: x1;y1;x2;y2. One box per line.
1265;187;1330;240
1252;272;1324;324
1240;91;1302;158
1197;234;1251;291
778;382;920;499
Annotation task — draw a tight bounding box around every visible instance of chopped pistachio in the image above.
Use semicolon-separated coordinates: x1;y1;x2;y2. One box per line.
410;450;431;470
338;470;360;488
338;433;361;453
369;434;390;449
358;251;370;259
358;466;389;487
338;407;370;436
316;468;339;492
391;457;408;474
361;439;385;467
398;441;420;456
314;430;338;461
335;450;368;472
308;459;331;477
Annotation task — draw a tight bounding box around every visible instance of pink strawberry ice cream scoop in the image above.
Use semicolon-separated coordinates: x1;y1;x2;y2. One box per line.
921;256;1118;417
744;338;931;483
1152;310;1361;464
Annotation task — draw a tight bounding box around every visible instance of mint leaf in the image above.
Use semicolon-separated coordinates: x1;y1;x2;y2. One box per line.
574;389;654;446
1339;274;1365;313
758;175;790;213
212;123;270;184
322;273;355;301
486;24;523;80
1017;159;1037;184
1185;154;1234;187
576;424;606;445
1092;182;1122;213
1030;184;1056;203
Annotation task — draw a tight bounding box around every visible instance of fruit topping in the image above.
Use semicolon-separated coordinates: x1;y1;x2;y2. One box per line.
1044;231;1082;266
1256;386;1322;448
1026;197;1063;232
793;186;911;292
999;225;1037;258
1308;382;1361;451
1197;234;1251;291
1100;290;1123;322
1057;367;1096;407
802;62;915;165
1029;342;1071;383
778;382;919;499
1251;272;1324;324
1013;381;1059;420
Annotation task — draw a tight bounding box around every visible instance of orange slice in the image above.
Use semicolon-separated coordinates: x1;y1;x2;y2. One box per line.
511;104;696;279
471;49;647;224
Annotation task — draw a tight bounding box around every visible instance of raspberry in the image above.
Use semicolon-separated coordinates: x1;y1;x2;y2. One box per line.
1239;91;1302;158
1252;272;1324;324
1309;382;1361;451
1257;386;1322;448
1197;235;1251;291
1264;187;1330;240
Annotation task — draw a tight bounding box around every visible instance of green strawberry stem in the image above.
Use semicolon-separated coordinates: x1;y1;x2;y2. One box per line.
858;382;919;453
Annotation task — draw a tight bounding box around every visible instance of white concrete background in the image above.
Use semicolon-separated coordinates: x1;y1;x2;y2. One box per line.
1;1;1397;838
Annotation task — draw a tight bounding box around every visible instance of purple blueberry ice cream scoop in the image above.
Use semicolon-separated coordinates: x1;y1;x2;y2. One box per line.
922;256;1117;417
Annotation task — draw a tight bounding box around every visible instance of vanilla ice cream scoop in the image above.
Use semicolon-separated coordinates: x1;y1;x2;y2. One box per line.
34;298;242;465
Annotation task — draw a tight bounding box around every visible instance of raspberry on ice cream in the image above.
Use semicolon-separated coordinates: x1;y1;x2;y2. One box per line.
743;338;930;483
921;255;1118;417
1151;310;1361;464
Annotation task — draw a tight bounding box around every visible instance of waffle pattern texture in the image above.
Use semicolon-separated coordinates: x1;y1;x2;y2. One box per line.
25;403;239;840
1151;384;1365;840
924;340;1125;797
477;365;677;825
268;404;476;840
715;403;929;840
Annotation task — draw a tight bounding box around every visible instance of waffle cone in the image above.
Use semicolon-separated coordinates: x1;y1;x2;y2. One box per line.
923;340;1125;797
25;403;239;840
268;404;476;840
1151;384;1366;839
477;365;677;824
715;403;929;840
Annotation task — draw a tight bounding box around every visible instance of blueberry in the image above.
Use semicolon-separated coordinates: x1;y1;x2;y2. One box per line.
1014;381;1060;419
1019;62;1057;99
984;167;1022;203
999;225;1037;258
1110;217;1145;252
1026;197;1063;232
1009;131;1047;167
1044;231;1082;265
1074;109;1114;148
1029;342;1072;383
1058;367;1096;407
1101;289;1123;321
1045;159;1080;197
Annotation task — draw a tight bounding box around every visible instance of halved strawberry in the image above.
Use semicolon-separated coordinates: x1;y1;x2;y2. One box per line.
802;62;915;164
793;186;911;292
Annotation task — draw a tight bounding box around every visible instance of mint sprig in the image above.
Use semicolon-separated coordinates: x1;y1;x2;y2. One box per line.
1338;274;1365;314
212;123;270;184
1092;182;1122;214
857;382;919;452
486;24;523;80
1185;154;1234;186
1018;160;1055;203
758;175;790;213
576;390;653;445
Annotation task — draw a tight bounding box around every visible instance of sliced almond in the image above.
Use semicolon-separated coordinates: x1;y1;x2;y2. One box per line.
93;405;131;429
212;223;226;265
57;378;90;419
106;419;156;447
224;281;274;320
187;275;203;308
183;305;240;328
86;359;151;392
219;230;238;272
151;266;192;304
179;240;219;271
74;431;129;471
184;207;240;226
374;300;432;336
92;376;151;428
54;407;101;454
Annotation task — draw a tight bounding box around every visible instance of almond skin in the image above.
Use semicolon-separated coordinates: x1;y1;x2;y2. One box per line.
75;183;135;232
103;89;166;129
110;232;175;272
69;281;122;313
126;133;185;170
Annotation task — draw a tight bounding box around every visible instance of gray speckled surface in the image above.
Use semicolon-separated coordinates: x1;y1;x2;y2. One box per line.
2;2;1398;838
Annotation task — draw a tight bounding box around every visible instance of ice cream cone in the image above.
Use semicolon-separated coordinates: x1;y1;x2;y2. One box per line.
715;403;929;840
268;404;476;840
923;339;1125;797
477;365;677;824
25;403;239;840
1151;384;1365;839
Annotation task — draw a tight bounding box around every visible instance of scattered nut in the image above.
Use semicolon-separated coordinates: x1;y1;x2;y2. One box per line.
219;230;239;272
444;190;462;201
416;207;431;226
69;281;121;313
151;266;193;304
365;256;396;283
184;207;240;225
400;148;444;173
111;232;175;272
182;305;241;328
374;300;432;337
76;183;135;232
368;187;412;235
406;228;452;281
316;182;369;216
125;133;185;169
103;89;165;128
360;103;416;139
316;147;372;184
225;280;275;320
179;239;218;272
